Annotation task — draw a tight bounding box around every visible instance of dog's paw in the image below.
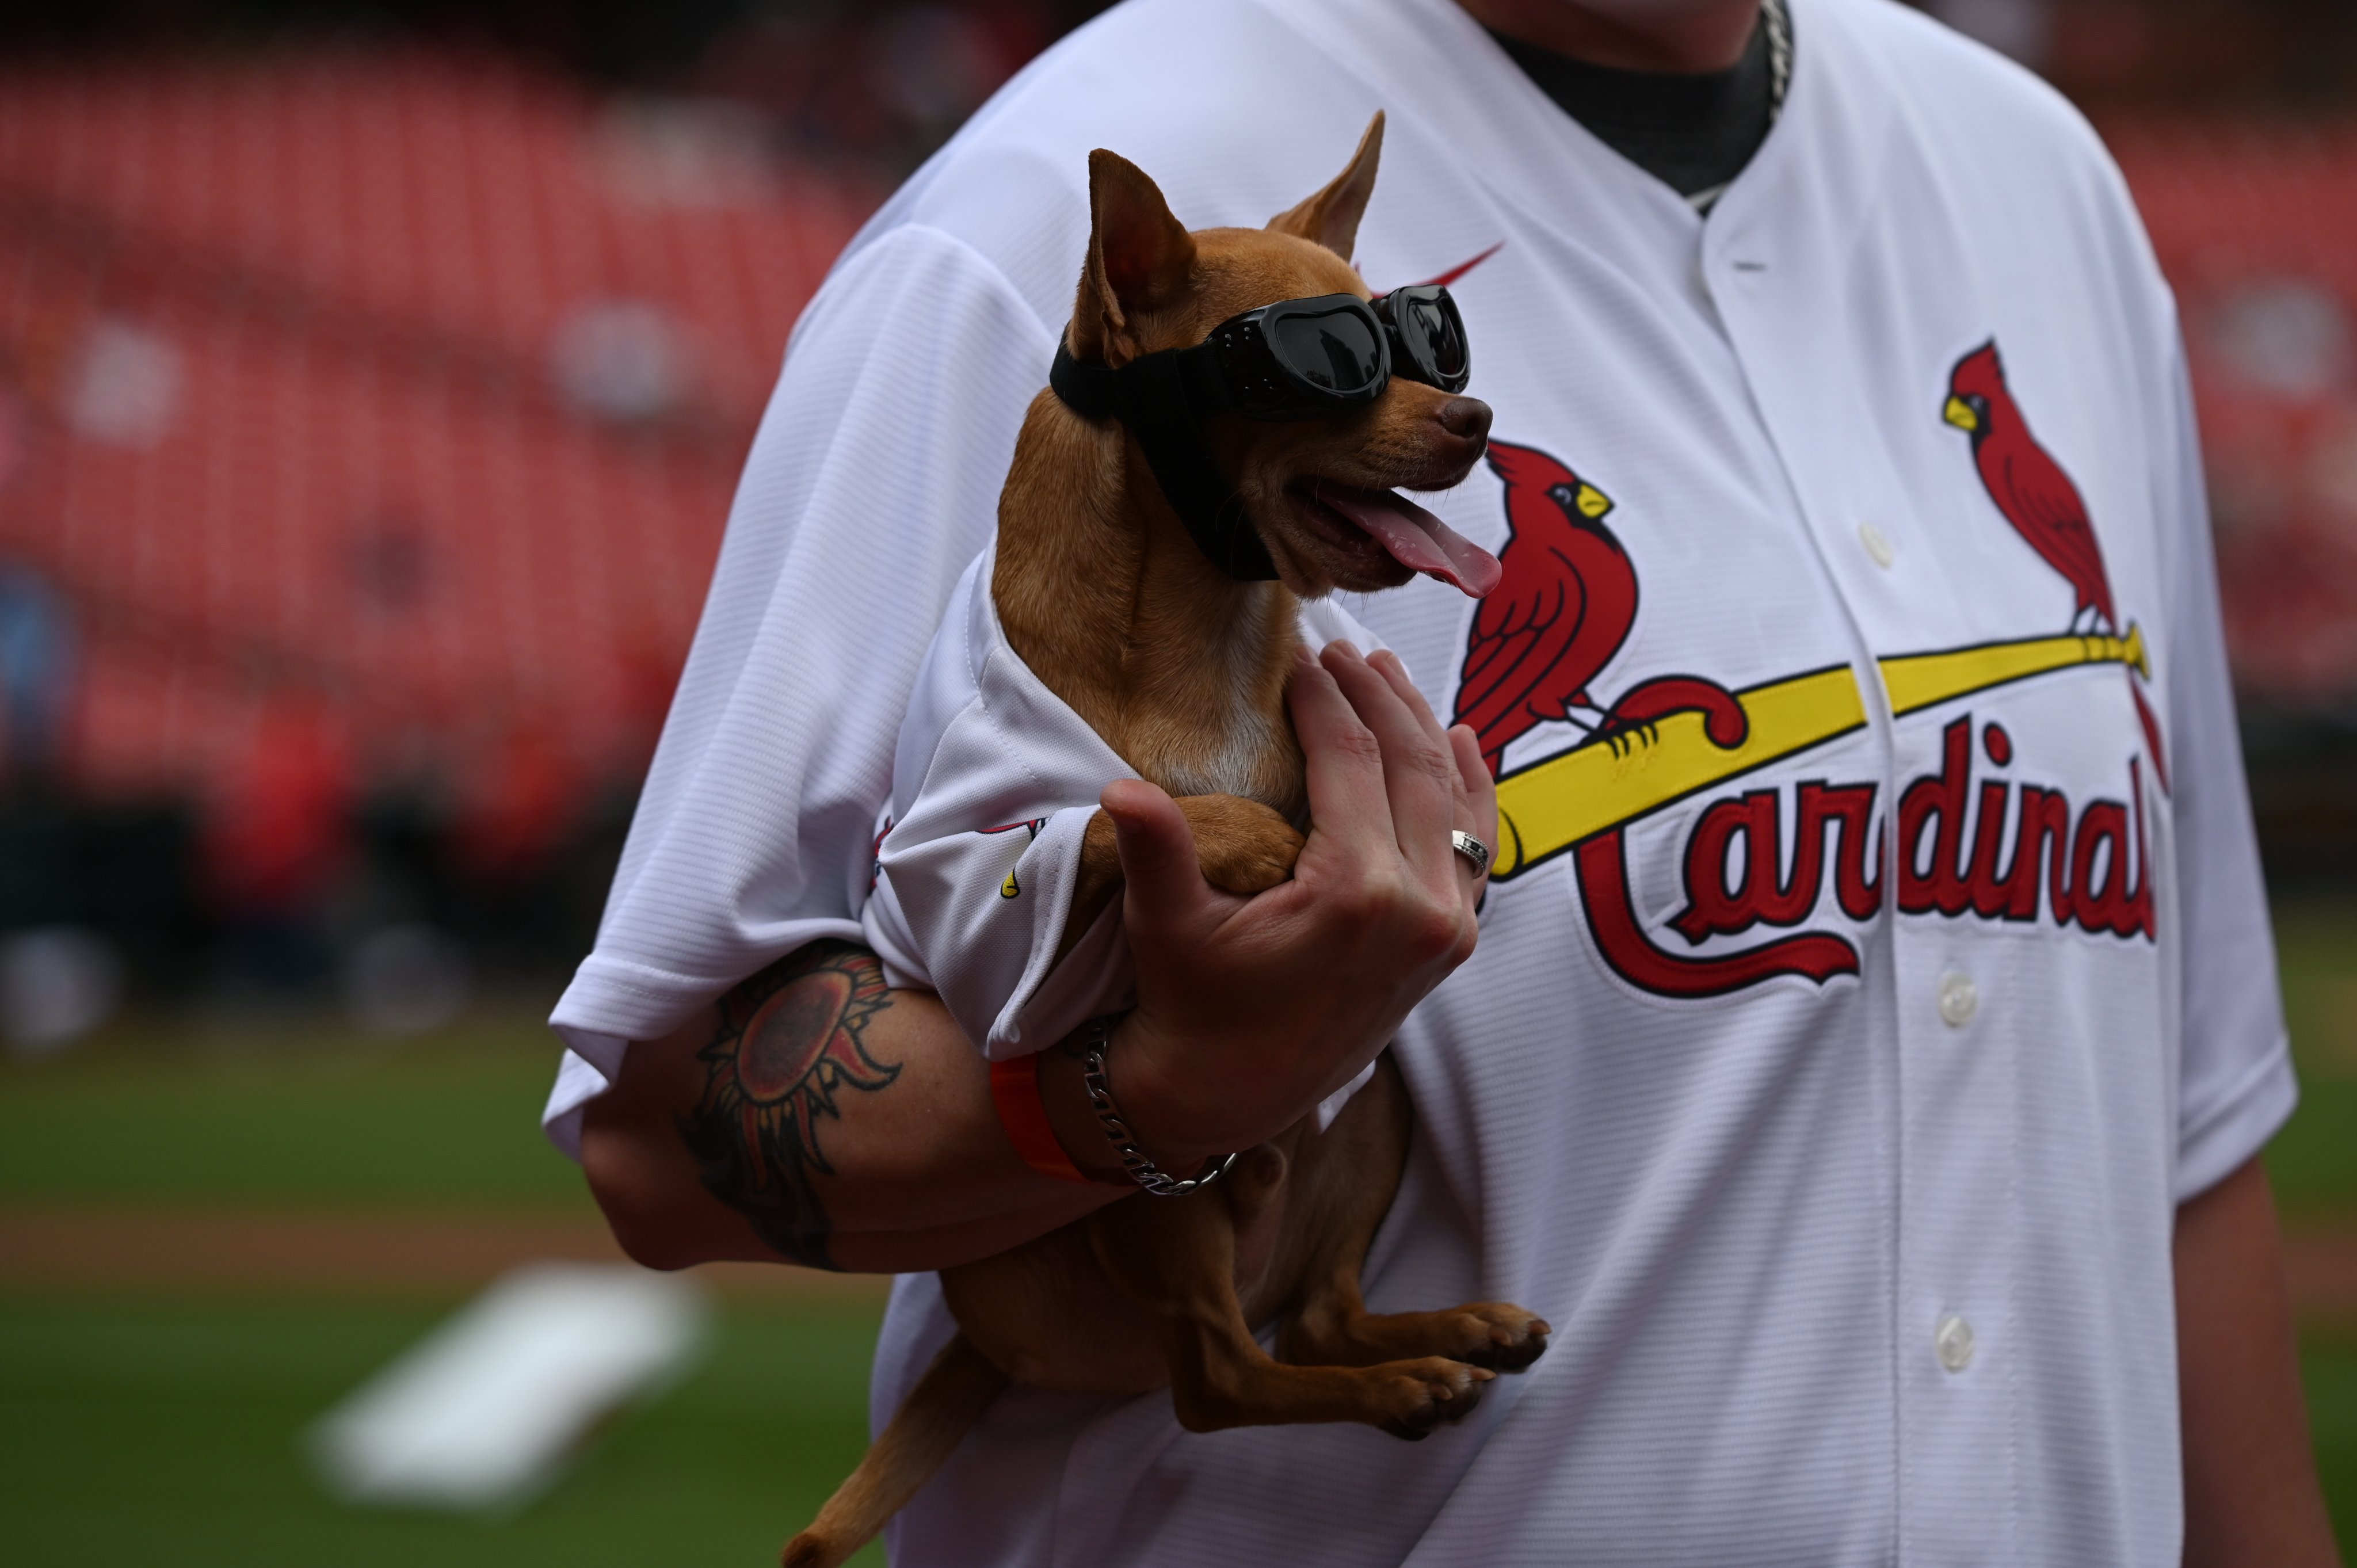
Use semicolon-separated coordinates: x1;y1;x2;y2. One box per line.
1202;833;1303;895
1440;1304;1553;1374
1374;1357;1494;1441
1179;795;1305;895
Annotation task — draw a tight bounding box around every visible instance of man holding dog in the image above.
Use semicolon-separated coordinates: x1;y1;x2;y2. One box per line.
547;0;2340;1562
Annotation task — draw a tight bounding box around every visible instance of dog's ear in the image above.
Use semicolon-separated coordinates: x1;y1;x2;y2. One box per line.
1267;111;1383;261
1070;150;1196;368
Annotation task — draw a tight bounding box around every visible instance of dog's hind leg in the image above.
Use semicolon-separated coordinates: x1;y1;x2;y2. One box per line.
782;1333;1006;1568
1089;1174;1493;1440
1275;1056;1552;1376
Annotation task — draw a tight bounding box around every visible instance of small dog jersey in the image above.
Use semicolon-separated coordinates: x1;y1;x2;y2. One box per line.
855;537;1379;1129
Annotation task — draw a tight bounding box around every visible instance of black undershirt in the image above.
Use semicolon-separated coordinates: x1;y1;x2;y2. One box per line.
1489;14;1776;203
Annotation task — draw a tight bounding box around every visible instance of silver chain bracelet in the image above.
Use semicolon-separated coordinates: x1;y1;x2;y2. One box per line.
1077;1013;1237;1197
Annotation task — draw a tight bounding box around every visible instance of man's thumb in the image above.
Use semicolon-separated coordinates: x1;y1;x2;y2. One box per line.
1101;779;1203;926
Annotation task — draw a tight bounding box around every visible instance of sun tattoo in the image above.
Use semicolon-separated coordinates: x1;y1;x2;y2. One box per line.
675;942;901;1269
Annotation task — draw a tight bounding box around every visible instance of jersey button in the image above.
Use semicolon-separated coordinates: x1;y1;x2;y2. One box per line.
1935;1313;1975;1372
1936;971;1978;1028
1858;520;1895;569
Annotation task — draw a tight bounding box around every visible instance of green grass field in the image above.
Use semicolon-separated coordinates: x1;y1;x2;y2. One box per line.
2275;898;2357;1548
2317;1331;2357;1549
2270;899;2357;1222
0;1291;885;1567
0;1010;597;1212
1;901;2352;1563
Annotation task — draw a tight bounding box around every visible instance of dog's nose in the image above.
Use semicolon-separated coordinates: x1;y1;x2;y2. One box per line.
1437;396;1492;444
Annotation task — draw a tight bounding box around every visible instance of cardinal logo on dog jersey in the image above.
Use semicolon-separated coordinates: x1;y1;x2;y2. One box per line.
1458;397;2162;1002
981;817;1049;898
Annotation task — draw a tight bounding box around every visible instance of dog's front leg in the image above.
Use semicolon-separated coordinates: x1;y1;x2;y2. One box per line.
1061;795;1303;961
1086;1180;1493;1440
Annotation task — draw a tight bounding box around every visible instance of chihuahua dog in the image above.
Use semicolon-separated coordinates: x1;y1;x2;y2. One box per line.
786;115;1549;1568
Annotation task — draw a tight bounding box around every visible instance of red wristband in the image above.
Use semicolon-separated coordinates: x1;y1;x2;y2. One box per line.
990;1052;1091;1184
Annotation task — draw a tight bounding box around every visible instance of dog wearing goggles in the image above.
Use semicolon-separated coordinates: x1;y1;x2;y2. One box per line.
786;115;1547;1568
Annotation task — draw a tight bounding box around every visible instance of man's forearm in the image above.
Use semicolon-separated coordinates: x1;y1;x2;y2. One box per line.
580;941;1123;1274
580;648;1495;1276
2176;1154;2341;1567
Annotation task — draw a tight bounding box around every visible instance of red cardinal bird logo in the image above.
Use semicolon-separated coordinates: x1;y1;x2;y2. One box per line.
1944;342;2116;634
1452;442;1638;775
1455;441;1748;776
1945;339;2168;788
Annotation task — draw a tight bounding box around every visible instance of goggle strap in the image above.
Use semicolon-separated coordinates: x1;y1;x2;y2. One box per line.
1046;340;1119;418
1048;341;1279;582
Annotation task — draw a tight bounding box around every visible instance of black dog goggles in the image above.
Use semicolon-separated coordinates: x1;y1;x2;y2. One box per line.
1199;285;1470;417
1047;285;1473;581
1054;285;1469;426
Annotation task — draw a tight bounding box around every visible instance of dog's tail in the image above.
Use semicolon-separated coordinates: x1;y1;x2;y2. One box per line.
783;1332;1006;1568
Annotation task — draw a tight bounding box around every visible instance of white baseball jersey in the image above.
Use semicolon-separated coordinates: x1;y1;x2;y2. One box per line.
544;0;2295;1562
855;538;1381;1125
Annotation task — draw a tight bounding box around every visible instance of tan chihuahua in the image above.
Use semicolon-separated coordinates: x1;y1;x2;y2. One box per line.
787;115;1549;1568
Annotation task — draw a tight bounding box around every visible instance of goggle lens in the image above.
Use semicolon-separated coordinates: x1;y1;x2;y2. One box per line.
1271;304;1387;395
1385;287;1469;392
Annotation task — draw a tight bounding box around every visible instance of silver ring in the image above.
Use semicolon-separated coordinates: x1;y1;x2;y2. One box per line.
1451;830;1492;878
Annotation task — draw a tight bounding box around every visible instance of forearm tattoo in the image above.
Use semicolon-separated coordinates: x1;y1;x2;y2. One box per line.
674;941;902;1269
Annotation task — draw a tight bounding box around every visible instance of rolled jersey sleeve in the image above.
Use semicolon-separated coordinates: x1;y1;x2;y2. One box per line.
2153;327;2297;1201
544;224;1058;1155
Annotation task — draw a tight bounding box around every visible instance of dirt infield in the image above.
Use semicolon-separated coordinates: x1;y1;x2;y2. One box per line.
2;1206;2352;1325
0;1207;890;1302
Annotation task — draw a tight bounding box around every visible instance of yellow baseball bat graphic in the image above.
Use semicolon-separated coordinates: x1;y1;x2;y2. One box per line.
1879;624;2146;718
1490;624;2148;880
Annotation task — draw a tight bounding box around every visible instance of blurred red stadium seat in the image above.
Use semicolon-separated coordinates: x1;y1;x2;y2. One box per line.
0;48;874;808
2110;117;2357;708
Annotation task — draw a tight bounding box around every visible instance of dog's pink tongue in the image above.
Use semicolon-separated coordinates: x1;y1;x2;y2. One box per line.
1316;484;1502;598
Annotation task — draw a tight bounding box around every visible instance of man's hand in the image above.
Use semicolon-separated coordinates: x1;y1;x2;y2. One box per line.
1064;642;1497;1170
